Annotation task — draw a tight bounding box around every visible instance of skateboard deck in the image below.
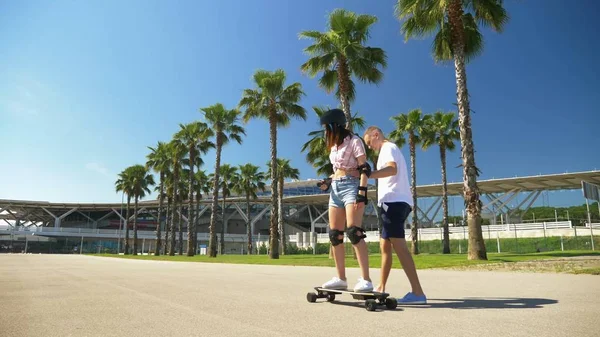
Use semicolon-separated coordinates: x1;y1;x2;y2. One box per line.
307;287;398;311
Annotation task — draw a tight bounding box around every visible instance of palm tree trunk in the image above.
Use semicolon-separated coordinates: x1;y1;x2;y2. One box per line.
208;135;222;257
409;134;419;255
440;145;450;254
187;149;195;256
194;191;201;254
169;168;179;256
373;178;383;253
155;174;164;256
165;195;172;255
124;196;131;255
278;176;285;255
246;194;252;255
169;183;178;256
336;56;352;130
178;193;183;256
220;197;225;255
268;110;279;259
448;0;487;260
133;197;139;255
373;160;382;236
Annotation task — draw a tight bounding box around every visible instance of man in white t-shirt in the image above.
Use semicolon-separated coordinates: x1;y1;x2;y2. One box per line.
363;125;426;304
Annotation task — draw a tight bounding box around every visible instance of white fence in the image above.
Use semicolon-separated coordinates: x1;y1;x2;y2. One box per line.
288;221;600;249
1;221;598;246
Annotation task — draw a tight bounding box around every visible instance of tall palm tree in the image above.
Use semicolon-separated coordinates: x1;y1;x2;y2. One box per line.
299;9;387;129
128;165;155;255
194;169;211;253
175;174;188;255
267;158;299;255
422;111;460;254
234;164;266;255
200;103;245;257
239;69;306;259
390;109;430;255
395;0;508;260
146;141;170;256
167;138;187;256
175;121;215;256
115;167;134;255
364;142;383;233
160;166;174;255
216;164;238;255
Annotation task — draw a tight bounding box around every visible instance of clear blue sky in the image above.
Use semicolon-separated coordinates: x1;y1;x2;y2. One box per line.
1;0;599;215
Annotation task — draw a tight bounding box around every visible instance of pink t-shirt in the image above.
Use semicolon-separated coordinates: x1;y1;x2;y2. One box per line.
329;135;366;171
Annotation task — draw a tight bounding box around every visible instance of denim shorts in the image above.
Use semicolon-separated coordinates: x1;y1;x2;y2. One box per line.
328;176;359;208
379;202;412;239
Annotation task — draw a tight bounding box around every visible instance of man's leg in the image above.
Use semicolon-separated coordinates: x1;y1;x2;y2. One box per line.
389;237;424;296
376;239;393;293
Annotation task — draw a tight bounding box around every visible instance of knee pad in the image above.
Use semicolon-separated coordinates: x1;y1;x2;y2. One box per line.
347;226;367;245
329;229;344;246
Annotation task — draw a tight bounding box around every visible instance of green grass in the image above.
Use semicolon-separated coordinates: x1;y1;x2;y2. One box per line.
89;250;600;270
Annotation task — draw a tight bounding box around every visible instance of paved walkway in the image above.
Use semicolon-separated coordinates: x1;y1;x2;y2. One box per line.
1;254;598;337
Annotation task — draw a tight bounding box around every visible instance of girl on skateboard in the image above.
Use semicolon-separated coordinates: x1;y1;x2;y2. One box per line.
317;108;373;293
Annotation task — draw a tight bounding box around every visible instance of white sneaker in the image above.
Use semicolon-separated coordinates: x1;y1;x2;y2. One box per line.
322;277;348;290
353;278;374;293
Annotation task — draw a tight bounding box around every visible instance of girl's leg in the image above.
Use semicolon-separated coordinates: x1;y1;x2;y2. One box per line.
346;202;371;283
329;206;347;280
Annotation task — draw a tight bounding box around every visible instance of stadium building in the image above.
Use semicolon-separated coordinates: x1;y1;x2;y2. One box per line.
1;171;599;254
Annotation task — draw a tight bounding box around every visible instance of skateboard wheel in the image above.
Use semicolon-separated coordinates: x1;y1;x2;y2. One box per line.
307;292;317;303
365;299;377;311
385;297;398;310
326;293;335;302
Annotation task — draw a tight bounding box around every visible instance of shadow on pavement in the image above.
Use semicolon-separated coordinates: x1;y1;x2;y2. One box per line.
312;297;556;311
410;297;558;309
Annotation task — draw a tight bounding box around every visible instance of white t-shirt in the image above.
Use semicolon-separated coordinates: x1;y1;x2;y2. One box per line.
376;141;413;206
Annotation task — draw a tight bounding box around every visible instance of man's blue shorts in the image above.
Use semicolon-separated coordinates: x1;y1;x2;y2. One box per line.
379;202;412;239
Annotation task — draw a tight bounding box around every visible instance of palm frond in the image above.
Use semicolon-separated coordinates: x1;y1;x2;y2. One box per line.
469;0;509;32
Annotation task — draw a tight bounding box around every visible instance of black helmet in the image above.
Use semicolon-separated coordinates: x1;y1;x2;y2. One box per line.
320;108;346;127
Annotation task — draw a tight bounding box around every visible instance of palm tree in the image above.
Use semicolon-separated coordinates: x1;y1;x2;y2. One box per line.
267;158;299;255
115;167;134;255
422;111;460;254
239;69;306;259
194;169;211;253
216;164;238;255
234;164;266;255
146;141;170;256
128;165;155;255
299;9;387;129
364;142;383;233
160;166;174;255
395;0;508;260
175;121;214;256
200;103;245;257
390;109;431;255
175;174;188;255
167;138;187;256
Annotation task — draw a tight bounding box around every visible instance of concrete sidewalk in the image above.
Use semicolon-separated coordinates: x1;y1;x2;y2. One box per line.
0;254;598;337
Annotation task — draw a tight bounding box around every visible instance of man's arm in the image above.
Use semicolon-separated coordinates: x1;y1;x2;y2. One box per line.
371;161;397;179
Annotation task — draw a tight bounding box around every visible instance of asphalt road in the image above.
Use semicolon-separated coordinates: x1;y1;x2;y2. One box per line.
1;254;598;337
